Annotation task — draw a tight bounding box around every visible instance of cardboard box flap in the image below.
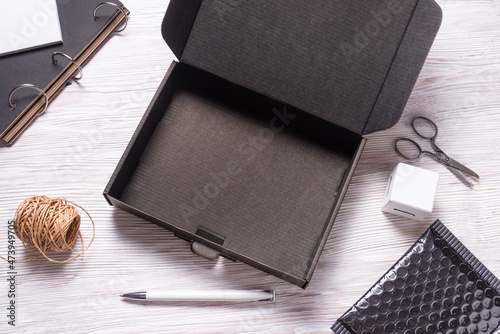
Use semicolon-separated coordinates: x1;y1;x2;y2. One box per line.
161;0;442;135
364;0;442;134
161;0;202;59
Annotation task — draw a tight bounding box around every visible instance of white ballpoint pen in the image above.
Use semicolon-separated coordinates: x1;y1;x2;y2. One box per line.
120;290;276;302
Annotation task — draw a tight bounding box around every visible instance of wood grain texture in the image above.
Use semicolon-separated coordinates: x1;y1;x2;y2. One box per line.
1;0;499;333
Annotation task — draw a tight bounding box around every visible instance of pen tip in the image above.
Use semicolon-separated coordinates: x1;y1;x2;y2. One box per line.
119;294;124;297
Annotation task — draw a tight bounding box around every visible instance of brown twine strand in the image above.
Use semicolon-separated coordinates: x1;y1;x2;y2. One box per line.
1;196;95;264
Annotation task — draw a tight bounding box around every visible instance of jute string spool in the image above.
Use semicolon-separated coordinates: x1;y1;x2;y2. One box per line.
1;196;95;263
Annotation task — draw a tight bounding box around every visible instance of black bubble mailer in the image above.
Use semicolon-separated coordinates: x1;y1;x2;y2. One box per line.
332;220;500;334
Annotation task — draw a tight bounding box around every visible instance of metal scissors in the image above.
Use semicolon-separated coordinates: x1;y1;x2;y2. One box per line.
394;116;479;187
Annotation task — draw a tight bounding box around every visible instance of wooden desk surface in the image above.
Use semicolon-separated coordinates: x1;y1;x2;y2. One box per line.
1;0;499;333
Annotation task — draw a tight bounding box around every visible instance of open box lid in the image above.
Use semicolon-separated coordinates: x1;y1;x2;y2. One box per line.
161;0;442;136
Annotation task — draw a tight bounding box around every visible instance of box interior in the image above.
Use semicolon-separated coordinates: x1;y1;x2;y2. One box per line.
108;63;362;279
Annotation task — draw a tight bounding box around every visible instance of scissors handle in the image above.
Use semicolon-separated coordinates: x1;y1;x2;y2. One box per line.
412;117;438;140
394;138;422;160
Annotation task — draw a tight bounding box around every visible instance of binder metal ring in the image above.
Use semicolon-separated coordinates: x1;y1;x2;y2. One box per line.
93;2;128;32
52;52;84;81
8;84;49;115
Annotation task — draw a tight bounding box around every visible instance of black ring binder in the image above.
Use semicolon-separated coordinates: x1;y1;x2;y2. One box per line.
52;52;84;81
8;84;49;116
1;0;130;145
93;2;129;32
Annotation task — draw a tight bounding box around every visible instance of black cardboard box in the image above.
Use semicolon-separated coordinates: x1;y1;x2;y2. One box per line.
104;0;442;288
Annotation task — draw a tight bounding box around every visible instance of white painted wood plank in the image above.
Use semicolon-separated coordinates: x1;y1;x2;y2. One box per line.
0;0;499;333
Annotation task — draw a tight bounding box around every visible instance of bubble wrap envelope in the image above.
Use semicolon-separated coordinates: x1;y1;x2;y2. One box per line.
332;220;500;334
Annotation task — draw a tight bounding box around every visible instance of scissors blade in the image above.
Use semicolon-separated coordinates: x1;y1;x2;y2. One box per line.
445;165;474;188
447;158;479;179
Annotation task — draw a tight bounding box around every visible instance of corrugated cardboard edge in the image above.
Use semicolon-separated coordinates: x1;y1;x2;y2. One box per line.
364;0;443;134
304;138;367;287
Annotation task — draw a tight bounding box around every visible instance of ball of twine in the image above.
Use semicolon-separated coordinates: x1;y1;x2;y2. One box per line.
3;196;95;263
